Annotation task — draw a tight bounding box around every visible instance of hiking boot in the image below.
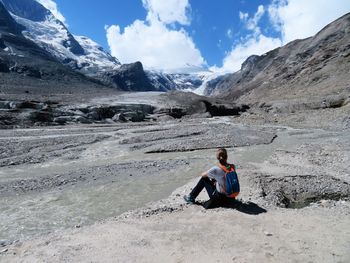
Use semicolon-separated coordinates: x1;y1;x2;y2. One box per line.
183;195;195;204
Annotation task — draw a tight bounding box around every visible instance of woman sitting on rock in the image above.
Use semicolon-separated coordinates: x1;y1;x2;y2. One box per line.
184;148;240;209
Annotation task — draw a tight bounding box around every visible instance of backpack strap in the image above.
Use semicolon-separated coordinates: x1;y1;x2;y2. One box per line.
218;163;235;173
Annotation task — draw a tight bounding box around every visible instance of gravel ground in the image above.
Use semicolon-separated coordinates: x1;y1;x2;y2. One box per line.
0;96;349;262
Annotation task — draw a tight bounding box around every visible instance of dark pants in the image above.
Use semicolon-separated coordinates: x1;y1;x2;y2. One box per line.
190;177;229;209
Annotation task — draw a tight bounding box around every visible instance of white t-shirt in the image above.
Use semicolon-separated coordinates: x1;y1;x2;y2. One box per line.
207;165;226;193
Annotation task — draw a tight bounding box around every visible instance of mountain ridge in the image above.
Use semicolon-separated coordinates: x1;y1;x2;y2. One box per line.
1;0;349;100
206;12;350;107
0;0;121;74
0;0;207;92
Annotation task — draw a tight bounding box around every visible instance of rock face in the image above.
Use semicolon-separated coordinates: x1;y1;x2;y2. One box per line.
0;1;24;35
0;1;54;61
208;13;350;107
101;62;154;91
1;0;51;22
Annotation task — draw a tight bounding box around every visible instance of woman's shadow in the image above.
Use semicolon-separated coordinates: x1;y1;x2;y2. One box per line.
196;199;267;215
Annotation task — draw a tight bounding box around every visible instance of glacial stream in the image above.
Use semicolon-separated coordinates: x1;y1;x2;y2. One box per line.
0;121;331;244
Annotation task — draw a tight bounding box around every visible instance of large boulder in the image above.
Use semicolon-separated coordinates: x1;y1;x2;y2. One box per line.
87;106;115;121
106;62;155;91
112;113;127;122
160;91;249;117
122;111;146;122
29;110;53;123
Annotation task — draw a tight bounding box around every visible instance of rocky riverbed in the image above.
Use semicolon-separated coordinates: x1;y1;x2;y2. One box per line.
0;93;349;262
0;91;249;128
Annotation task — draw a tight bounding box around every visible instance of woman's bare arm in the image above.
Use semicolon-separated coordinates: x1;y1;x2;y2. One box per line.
201;172;208;177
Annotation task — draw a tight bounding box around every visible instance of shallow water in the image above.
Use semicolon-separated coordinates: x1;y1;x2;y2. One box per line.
0;164;199;242
233;127;296;164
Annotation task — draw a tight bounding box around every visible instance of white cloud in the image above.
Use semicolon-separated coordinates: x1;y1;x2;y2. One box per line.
217;35;281;73
239;11;248;21
217;39;222;48
226;29;233;39
106;0;205;71
142;0;190;25
216;0;350;74
240;5;265;34
215;5;281;73
36;0;66;24
268;0;350;44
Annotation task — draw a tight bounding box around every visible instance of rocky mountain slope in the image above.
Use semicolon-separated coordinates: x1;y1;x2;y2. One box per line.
0;0;121;75
207;13;350;110
0;1;106;89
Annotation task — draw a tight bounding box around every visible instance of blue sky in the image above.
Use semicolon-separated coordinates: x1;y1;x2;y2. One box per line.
40;0;350;72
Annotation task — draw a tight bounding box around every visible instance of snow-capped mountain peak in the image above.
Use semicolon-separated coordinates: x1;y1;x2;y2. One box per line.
73;35;120;74
0;0;120;76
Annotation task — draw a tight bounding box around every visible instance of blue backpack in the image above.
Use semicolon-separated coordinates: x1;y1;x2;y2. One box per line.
219;164;240;198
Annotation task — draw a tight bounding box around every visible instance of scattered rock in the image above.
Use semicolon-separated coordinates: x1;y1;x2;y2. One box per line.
112;113;127;122
0;93;255;127
29;110;53;123
264;231;273;237
0;240;8;247
88;106;115;120
0;248;8;254
53;116;73;124
17;101;46;110
122;111;145;122
75;116;91;124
